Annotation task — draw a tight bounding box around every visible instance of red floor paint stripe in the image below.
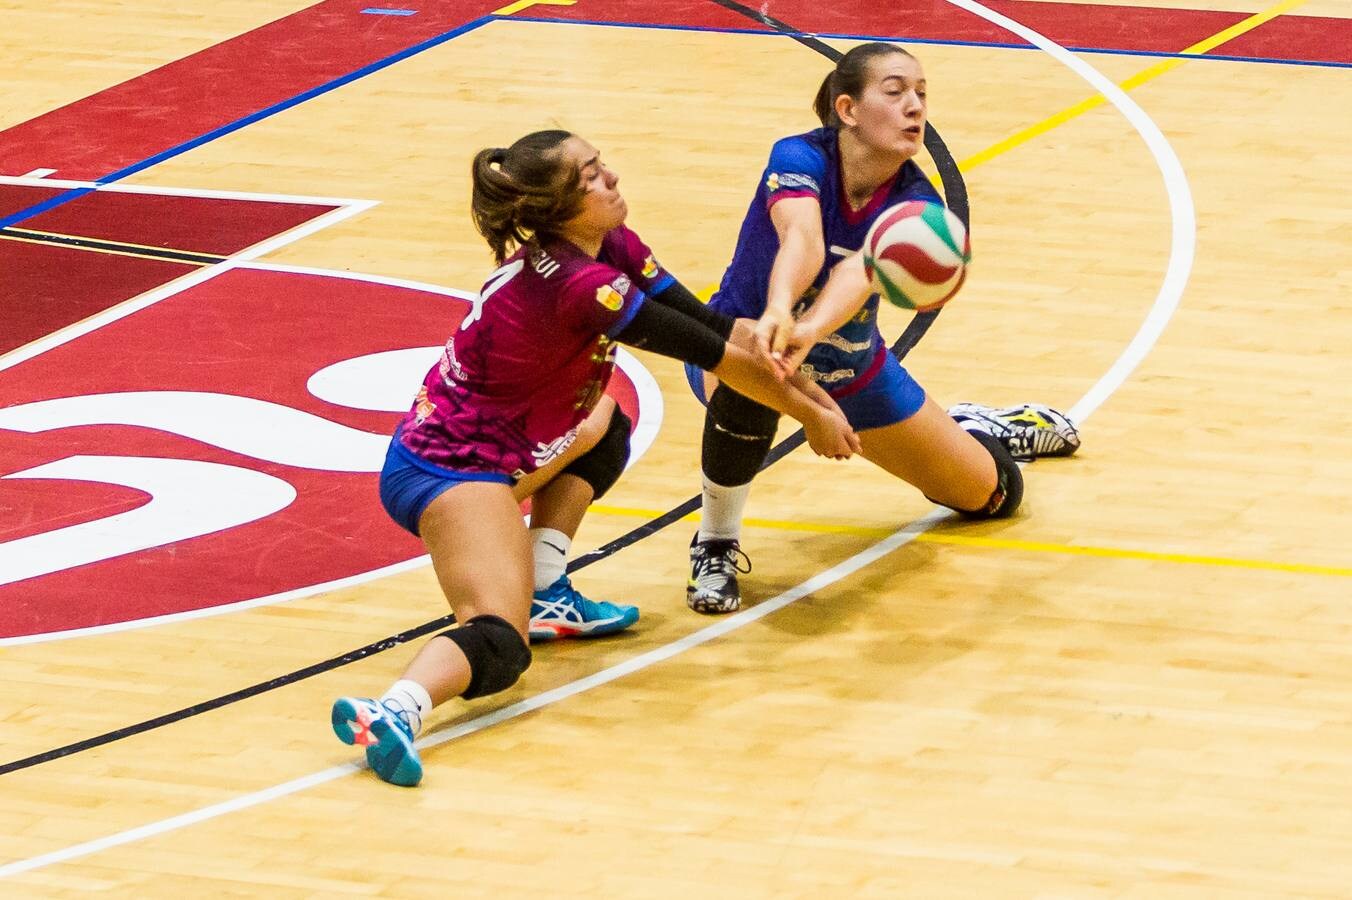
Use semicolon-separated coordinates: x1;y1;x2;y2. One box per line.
2;0;1340;190
522;0;1350;65
1;186;341;352
21;190;339;256
0;185;65;219
0;0;502;181
527;0;1247;53
0;241;197;355
1209;15;1352;64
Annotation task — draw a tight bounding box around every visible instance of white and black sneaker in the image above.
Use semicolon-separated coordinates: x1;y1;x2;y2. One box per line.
687;535;751;614
949;402;1081;460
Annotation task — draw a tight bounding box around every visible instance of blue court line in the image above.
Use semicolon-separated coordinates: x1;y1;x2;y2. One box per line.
499;13;1352;71
362;8;417;15
4;7;1338;235
0;15;492;231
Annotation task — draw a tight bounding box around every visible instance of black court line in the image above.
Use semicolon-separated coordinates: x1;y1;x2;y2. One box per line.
0;227;226;266
0;5;969;778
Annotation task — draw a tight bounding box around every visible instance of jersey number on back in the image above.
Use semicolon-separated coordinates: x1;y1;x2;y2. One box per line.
461;259;525;332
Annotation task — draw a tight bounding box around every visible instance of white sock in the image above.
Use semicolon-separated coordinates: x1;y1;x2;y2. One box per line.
531;527;571;591
380;679;432;736
699;475;751;542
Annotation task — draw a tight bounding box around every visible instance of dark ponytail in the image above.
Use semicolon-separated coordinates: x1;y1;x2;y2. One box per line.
813;43;914;127
469;129;585;263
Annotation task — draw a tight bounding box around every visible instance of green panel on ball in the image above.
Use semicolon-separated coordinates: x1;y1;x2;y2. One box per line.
920;202;963;259
868;255;917;310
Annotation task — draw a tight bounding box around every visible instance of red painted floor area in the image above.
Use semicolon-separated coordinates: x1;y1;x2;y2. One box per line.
0;240;197;355
20;190;342;255
526;0;1352;64
0;0;504;181
2;0;1343;192
1;185;341;354
0;265;646;639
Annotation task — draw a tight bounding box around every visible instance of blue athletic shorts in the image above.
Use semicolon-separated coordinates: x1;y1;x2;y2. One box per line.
378;431;514;536
683;351;925;432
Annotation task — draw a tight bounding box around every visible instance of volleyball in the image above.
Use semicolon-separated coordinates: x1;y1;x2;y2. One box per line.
863;200;971;312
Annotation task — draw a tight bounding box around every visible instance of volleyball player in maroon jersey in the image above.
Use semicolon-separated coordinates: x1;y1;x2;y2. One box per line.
331;130;859;786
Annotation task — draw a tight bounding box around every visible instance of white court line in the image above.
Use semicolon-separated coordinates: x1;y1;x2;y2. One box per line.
938;0;1196;425
0;511;948;881
0;255;665;640
0;261;665;646
0;173;370;208
18;168;56;178
0;3;1196;878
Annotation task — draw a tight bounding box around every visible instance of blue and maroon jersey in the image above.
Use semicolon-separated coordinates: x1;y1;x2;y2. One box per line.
711;127;941;394
398;225;672;477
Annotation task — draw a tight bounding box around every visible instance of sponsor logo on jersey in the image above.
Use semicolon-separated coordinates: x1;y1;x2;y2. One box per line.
768;172;820;194
799;363;856;384
438;337;466;385
596;283;624;311
823;333;874;353
531;427;579;467
413;385;435;426
641;255;660;279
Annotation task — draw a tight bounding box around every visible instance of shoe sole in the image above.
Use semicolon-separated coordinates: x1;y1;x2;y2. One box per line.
999;404;1081;456
686;585;741;615
330;698;423;787
951;403;1081;458
529;606;640;642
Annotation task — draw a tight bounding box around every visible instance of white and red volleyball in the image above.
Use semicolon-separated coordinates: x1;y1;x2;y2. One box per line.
863;200;971;312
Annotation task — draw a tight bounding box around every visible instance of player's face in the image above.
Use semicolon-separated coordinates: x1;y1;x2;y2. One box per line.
850;54;927;159
561;136;627;233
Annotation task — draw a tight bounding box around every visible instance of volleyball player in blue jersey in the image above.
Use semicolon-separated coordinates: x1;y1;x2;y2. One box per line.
686;43;1080;613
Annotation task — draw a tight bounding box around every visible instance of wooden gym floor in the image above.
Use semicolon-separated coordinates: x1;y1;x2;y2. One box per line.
1;0;1350;896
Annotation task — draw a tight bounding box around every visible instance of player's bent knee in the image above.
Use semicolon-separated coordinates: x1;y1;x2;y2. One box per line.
561;407;631;500
702;384;780;487
441;614;532;699
953;430;1024;519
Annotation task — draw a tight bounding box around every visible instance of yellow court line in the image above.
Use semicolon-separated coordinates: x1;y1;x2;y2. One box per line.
953;0;1308;173
1;224;219;259
589;504;1352;578
4;226;219;259
494;0;576;16
606;4;1321;574
0;231;208;265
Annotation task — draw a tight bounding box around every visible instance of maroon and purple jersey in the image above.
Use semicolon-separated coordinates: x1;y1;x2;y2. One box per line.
398;225;673;477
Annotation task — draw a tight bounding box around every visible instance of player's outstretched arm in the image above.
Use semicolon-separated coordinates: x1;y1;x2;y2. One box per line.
712;342;860;460
778;251;873;373
759;197;826;365
612;298;859;459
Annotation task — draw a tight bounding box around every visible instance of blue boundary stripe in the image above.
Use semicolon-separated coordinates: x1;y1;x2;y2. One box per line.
4;8;1340;235
0;15;494;231
362;8;418;15
498;13;1352;71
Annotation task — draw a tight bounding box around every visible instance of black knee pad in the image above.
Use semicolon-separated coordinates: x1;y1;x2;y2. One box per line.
562;407;631;499
702;384;780;487
441;614;532;700
956;430;1024;519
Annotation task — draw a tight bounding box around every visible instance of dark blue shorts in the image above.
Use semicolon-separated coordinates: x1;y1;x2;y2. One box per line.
684;351;925;432
378;432;514;536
